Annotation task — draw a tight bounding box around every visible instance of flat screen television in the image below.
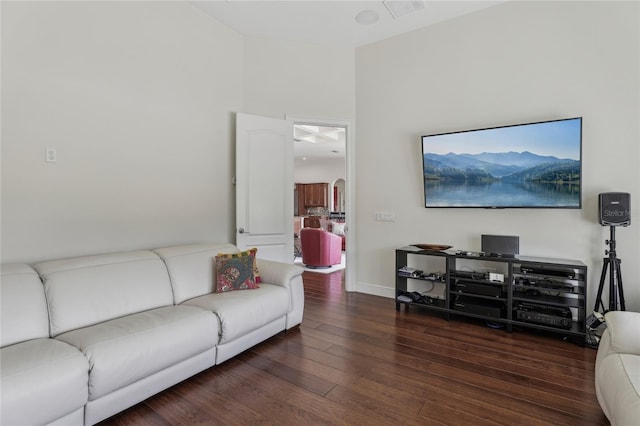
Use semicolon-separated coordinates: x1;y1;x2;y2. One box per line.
421;117;582;208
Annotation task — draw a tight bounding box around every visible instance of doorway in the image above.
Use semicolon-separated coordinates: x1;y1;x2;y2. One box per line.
287;116;354;292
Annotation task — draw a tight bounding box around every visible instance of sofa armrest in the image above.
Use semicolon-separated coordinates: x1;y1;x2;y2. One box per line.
256;259;303;289
605;311;640;355
256;259;304;329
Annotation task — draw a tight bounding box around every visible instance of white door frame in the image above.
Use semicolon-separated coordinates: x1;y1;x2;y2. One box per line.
287;115;356;293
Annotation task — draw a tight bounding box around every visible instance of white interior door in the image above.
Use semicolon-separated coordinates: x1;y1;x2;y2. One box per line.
236;113;293;263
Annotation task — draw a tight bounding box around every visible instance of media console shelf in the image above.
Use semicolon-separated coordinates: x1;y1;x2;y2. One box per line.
395;247;587;345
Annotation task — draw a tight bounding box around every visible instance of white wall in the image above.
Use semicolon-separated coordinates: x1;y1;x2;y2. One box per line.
355;1;640;310
242;37;355;122
1;1;244;263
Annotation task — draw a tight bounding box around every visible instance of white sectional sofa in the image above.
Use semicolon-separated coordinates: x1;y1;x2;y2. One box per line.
595;310;640;426
1;264;90;425
1;243;304;426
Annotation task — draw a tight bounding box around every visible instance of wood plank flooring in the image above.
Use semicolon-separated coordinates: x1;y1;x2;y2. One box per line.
100;270;608;425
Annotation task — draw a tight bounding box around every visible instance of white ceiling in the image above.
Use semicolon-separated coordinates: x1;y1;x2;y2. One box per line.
191;1;505;159
192;1;505;48
294;124;346;160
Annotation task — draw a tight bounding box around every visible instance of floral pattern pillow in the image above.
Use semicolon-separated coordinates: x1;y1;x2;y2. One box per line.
215;248;260;292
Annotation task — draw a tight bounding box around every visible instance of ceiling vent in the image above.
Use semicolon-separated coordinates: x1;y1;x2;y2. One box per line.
383;0;425;19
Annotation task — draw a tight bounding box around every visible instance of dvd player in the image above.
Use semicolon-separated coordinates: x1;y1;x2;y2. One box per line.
520;267;575;279
453;281;503;298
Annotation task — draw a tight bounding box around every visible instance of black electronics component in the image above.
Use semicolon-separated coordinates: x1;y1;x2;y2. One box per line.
515;302;572;329
397;291;434;305
520;267;575;279
453;270;484;280
458;251;482;257
409;291;422;302
599;192;631;226
586;311;605;330
454;281;503;298
421;272;446;282
513;277;574;292
397;266;423;278
481;234;519;256
453;296;503;318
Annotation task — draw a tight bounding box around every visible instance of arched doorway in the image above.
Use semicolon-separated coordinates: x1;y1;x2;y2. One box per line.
332;178;346;214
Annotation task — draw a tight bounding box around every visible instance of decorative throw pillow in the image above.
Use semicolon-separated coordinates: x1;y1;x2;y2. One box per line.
217;248;261;283
251;248;261;284
319;219;331;231
331;221;346;236
215;248;260;292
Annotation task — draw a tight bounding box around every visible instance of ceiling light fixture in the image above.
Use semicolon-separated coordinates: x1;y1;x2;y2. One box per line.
383;0;425;19
355;10;379;25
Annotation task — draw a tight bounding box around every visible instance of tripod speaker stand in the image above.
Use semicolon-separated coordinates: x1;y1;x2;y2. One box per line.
594;226;625;313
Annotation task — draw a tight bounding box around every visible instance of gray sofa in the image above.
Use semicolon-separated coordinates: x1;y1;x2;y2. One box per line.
595;310;640;426
1;243;304;425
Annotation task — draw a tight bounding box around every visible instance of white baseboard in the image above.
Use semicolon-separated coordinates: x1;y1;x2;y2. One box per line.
355;281;395;299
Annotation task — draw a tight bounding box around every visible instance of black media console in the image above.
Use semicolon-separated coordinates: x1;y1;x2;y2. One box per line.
395;247;587;345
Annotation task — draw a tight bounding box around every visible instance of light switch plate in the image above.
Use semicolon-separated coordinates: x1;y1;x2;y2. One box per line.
46;148;57;163
375;211;395;222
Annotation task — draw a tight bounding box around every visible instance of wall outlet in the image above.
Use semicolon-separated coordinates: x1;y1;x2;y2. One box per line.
375;211;395;222
45;148;57;163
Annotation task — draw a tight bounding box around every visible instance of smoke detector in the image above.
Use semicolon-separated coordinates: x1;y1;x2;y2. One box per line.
355;10;380;25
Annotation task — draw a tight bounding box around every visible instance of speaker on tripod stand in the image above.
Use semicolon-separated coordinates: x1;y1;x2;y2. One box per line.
586;193;630;348
594;192;630;313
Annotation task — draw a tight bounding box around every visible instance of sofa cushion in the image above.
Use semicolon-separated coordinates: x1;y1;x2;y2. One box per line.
56;305;218;400
182;283;289;344
154;243;239;304
1;338;89;426
1;264;49;347
34;250;174;336
215;249;260;292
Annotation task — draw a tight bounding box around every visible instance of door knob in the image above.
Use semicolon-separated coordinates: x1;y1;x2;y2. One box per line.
238;228;245;234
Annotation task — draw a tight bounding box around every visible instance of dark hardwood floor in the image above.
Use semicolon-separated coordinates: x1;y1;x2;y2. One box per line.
101;270;608;425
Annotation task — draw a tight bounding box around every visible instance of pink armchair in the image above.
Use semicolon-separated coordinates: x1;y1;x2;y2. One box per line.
300;228;342;268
